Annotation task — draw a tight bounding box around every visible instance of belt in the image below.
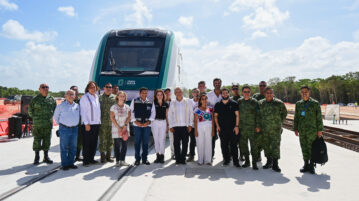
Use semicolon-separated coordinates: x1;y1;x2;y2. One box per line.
60;123;77;128
155;118;166;120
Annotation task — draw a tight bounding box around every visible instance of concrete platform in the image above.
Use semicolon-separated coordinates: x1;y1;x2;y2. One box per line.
0;127;358;201
323;119;359;132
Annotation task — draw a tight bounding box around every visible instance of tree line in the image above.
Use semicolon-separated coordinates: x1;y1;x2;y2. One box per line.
1;71;358;104
202;71;359;104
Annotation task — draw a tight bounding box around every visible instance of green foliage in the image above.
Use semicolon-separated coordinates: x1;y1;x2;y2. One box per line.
0;86;66;98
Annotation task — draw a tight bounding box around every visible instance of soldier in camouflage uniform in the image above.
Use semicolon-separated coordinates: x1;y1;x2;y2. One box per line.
294;86;323;174
28;83;57;165
70;85;83;161
238;86;260;170
99;83;116;163
258;87;287;172
252;81;267;162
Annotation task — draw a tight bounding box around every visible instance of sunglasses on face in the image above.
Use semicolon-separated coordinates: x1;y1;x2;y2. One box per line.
41;86;49;89
105;86;112;88
232;88;239;90
243;91;250;93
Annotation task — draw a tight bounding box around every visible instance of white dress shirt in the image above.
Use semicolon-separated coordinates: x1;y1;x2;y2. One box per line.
80;93;101;125
54;100;80;127
207;90;222;107
130;97;155;127
190;98;198;111
168;98;194;128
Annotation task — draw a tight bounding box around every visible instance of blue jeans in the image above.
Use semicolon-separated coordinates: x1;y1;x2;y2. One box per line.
59;125;78;167
134;126;151;162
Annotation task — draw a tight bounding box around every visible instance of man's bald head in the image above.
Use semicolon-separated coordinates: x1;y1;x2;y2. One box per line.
39;83;49;97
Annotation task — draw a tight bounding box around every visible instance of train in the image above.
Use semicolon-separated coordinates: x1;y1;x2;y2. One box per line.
89;28;183;101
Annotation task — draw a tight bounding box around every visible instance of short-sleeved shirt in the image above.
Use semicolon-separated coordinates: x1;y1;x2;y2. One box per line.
154;101;169;120
207;91;222;107
110;104;130;138
214;99;239;130
194;107;213;126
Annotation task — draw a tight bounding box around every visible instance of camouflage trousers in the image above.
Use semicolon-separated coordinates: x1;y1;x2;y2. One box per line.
32;125;52;151
262;128;282;159
239;129;259;161
99;125;113;153
299;130;317;160
256;132;264;158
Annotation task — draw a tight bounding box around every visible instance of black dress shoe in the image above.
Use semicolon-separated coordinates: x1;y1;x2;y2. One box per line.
135;160;141;166
143;160;150;165
222;161;230;166
90;160;99;164
234;162;241;168
83;162;90;167
69;165;78;169
62;166;69;171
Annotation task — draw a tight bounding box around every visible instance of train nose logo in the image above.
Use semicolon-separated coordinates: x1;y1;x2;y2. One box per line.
126;80;136;85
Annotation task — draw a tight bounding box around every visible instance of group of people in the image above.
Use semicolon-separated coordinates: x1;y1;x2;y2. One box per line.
28;78;324;174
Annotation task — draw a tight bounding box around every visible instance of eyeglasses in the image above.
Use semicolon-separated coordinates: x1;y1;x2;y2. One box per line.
105;86;112;88
243;91;250;93
232;88;239;90
41;86;49;89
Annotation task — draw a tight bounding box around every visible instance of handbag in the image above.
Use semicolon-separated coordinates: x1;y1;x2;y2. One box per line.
121;129;129;141
311;136;328;165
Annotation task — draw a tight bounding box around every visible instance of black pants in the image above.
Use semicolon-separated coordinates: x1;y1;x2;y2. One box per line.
219;129;240;163
212;124;218;158
188;128;196;156
173;127;189;163
114;138;127;161
82;124;100;164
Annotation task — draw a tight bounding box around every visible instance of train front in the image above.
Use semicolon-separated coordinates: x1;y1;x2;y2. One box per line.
90;29;176;102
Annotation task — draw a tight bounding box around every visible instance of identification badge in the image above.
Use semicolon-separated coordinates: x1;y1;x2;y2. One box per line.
301;110;306;116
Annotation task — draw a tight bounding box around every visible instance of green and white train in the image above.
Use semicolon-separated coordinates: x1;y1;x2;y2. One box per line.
89;28;182;101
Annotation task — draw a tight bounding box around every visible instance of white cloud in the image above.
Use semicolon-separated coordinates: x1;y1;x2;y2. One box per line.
178;16;194;27
174;31;200;47
181;36;359;88
125;0;152;27
0;0;18;10
0;42;95;92
228;0;289;30
353;29;359;41
1;20;57;42
58;6;76;17
251;30;268;39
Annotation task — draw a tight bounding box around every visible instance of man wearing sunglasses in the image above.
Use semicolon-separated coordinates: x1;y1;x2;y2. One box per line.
99;83;116;163
252;81;267;162
258;87;287;172
238;86;260;170
29;83;57;165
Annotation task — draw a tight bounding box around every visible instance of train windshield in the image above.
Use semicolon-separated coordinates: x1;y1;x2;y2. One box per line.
101;37;165;75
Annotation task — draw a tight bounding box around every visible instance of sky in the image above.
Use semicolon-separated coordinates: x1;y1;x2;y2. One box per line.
0;0;359;92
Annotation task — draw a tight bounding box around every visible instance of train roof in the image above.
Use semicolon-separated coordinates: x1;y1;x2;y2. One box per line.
107;28;172;38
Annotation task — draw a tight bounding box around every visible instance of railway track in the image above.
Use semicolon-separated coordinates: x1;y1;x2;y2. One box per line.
0;139;154;201
283;118;359;152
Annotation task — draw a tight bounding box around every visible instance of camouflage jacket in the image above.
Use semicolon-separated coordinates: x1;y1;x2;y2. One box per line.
252;93;265;101
232;95;242;102
238;97;260;129
258;98;287;132
293;97;323;132
28;94;56;127
100;93;116;125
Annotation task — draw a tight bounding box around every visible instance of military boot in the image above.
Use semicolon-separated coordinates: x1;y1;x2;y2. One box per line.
106;151;114;163
154;153;160;163
300;160;309;173
272;159;281;172
263;157;272;169
308;161;316;174
33;151;40;165
252;161;258;170
242;156;250;168
43;151;53;164
160;154;165;164
100;152;106;163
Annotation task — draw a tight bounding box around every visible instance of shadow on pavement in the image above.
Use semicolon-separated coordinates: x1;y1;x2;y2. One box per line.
296;173;331;192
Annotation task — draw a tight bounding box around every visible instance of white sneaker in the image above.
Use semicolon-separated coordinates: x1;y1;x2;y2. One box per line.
115;161;121;167
120;161;130;166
